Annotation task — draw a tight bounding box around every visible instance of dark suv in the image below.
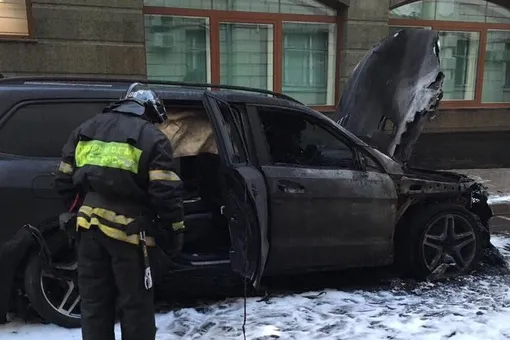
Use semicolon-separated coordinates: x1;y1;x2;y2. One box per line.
0;29;497;328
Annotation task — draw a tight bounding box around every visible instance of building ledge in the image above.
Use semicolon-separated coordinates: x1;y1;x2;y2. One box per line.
0;37;37;43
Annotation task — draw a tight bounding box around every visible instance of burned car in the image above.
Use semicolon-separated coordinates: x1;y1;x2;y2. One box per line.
0;28;497;328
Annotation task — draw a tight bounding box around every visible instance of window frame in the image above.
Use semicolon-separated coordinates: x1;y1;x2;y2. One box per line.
0;0;34;40
390;1;510;109
143;5;341;112
251;104;360;170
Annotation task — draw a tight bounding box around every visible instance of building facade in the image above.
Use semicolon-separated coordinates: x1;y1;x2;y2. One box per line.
2;0;510;169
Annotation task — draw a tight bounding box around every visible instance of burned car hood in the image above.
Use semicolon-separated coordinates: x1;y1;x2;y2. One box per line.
333;28;444;164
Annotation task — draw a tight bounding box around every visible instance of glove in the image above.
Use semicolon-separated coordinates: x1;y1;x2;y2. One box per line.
171;221;185;255
154;221;185;257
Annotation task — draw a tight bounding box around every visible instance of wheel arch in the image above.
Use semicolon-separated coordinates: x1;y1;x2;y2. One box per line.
393;196;467;263
0;217;62;323
392;195;486;275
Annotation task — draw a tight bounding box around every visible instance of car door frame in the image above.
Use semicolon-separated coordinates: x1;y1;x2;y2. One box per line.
201;92;269;287
245;103;399;274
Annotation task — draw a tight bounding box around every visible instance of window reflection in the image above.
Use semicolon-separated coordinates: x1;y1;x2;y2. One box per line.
282;23;336;105
482;31;510;103
220;23;274;90
145;15;211;83
391;0;510;23
439;31;479;100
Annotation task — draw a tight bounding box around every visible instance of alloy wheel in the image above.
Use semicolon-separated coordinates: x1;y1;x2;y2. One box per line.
421;213;477;272
40;261;81;319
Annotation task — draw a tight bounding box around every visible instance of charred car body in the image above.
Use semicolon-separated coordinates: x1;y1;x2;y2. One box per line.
0;29;498;328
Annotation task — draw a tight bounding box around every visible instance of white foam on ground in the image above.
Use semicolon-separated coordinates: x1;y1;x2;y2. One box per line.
488;195;510;205
2;235;510;340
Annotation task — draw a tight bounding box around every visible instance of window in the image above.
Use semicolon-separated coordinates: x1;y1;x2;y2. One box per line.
482;30;510;103
391;0;437;20
282;23;336;105
220;23;274;90
390;0;500;23
144;1;339;109
0;101;108;157
390;0;510;107
0;0;30;36
184;29;208;83
439;31;479;100
145;15;211;83
505;42;510;87
435;0;487;22
215;100;247;164
257;107;354;168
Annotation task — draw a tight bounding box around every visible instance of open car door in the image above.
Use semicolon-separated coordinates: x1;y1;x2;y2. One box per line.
202;92;269;288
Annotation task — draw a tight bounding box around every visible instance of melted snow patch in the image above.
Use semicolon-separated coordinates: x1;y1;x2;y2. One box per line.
2;235;510;340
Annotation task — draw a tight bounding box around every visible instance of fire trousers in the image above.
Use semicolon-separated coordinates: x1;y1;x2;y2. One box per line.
77;227;156;340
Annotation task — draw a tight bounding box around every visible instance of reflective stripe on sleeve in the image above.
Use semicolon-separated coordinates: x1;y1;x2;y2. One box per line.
149;170;181;182
58;161;73;175
172;221;185;231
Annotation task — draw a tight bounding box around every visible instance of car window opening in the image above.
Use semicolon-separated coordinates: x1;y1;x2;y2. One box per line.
258;107;356;169
157;105;231;257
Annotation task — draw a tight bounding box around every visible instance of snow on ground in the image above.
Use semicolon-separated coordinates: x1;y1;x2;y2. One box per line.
449;169;510;205
488;195;510;205
2;236;510;340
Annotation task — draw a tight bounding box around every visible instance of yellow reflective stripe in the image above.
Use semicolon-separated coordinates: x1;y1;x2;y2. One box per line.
79;206;93;215
75;140;142;174
58;161;73;175
79;205;134;225
77;216;155;246
149;170;181;182
172;221;185;231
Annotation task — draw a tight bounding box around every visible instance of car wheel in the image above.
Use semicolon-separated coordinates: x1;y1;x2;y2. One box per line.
24;233;81;328
405;204;481;279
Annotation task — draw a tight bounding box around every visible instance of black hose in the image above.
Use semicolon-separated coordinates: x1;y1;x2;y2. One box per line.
22;224;55;273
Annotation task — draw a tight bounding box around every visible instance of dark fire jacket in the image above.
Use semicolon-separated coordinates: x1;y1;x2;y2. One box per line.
54;105;184;246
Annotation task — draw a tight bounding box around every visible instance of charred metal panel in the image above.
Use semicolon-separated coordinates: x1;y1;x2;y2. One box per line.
397;177;472;196
334;28;444;164
262;166;398;274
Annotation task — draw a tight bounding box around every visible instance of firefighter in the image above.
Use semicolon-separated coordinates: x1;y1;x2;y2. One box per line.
54;82;185;340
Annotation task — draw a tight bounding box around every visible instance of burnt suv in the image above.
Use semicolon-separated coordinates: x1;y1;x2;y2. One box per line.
0;29;497;328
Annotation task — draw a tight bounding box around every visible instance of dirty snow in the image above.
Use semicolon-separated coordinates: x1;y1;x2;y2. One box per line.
488;195;510;205
2;236;510;340
449;169;510;205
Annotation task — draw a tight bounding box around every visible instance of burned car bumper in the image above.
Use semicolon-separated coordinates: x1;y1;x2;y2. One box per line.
396;168;493;245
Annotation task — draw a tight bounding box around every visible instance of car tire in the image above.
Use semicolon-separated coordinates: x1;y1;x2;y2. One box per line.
24;232;81;329
402;204;482;279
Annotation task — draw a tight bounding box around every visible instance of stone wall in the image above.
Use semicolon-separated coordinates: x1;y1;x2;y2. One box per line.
410;130;510;169
0;0;146;77
338;0;390;93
